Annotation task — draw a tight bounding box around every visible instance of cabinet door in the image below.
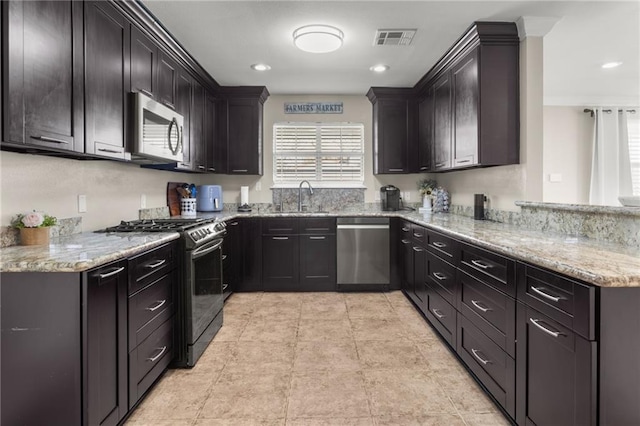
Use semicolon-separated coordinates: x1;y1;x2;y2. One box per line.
516;303;596;426
227;98;262;175
130;26;156;98
204;93;218;173
239;218;263;291
191;81;206;172
378;99;409;173
3;1;84;153
300;234;336;291
84;1;130;159
412;245;427;309
223;219;242;297
432;72;452;170
175;68;193;169
400;237;414;298
157;50;177;110
85;261;128;426
262;235;299;291
417;91;434;172
452;48;479;167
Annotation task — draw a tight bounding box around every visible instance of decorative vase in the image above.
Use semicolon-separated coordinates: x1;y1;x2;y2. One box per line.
423;195;432;211
20;227;50;246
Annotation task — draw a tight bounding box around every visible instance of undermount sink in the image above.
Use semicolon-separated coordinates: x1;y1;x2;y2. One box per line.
278;210;330;215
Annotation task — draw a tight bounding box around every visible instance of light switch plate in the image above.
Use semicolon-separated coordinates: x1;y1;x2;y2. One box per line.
255;181;262;191
140;194;147;208
78;195;87;213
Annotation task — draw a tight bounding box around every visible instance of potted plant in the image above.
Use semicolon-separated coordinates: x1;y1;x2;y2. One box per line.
11;211;57;246
417;178;438;211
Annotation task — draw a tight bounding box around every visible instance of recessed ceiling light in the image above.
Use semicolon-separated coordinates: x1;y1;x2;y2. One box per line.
602;62;623;69
370;64;390;73
251;63;271;71
293;25;344;53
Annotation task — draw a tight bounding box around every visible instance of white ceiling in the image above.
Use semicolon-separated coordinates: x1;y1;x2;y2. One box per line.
143;1;640;105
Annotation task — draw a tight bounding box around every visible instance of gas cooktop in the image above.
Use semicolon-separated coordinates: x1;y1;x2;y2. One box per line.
100;218;208;233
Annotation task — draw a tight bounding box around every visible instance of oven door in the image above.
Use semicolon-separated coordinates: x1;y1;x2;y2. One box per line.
186;238;224;344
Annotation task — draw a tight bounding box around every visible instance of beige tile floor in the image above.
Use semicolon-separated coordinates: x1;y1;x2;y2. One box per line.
126;291;511;426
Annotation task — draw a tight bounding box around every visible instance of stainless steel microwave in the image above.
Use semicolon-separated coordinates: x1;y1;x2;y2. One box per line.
132;92;184;162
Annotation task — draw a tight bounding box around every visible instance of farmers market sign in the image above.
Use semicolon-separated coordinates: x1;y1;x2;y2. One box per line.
284;102;343;114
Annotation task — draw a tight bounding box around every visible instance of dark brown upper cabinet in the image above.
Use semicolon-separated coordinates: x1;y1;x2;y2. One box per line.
432;72;453;171
157;50;178;110
204;93;218;173
191;80;206;172
2;1;84;154
84;1;130;160
417;89;434;172
130;25;156;98
367;87;416;174
218;87;269;175
174;66;194;170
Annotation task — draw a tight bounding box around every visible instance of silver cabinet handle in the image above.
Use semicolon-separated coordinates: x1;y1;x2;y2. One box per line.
413;233;423;238
198;165;205;170
146;299;166;312
147;346;167;362
471;259;491;269
181;163;192;167
32;135;69;144
432;308;445;319
432;241;446;248
222;254;228;260
530;318;563;338
138;88;153;97
471;348;491;365
435;162;446;168
420;166;428;171
223;284;229;291
230;222;239;226
432;272;447;281
457;159;472;164
162;100;175;110
388;168;404;172
309;236;326;240
208;168;216;172
401;227;410;232
97;266;125;279
144;259;166;269
531;286;564;303
98;148;123;154
272;236;289;240
232;169;248;173
471;300;492;313
401;239;411;244
412;246;424;252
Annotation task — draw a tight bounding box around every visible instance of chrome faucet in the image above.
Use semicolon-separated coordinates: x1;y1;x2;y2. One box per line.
298;180;314;211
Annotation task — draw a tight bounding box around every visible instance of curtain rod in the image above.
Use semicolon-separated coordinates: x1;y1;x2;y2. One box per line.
583;108;637;116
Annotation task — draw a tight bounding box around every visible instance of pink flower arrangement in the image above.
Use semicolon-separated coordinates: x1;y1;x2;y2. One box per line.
11;211;57;229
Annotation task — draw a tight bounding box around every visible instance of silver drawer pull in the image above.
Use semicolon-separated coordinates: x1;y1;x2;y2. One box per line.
471;300;492;313
471;348;491;365
222;284;229;291
457;159;472;164
531;286;564;303
222;254;228;260
388;168;404;172
432;272;447;281
471;259;491;270
32;135;69;144
208;167;216;172
198;165;205;170
272;236;289;240
530;318;563;338
401;227;410;232
98;266;125;279
420;166;428;171
232;169;248;173
413;233;423;238
145;259;166;269
147;346;167;362
432;241;446;249
309;236;326;240
432;308;445;319
146;299;166;312
98;148;123;154
412;246;424;252
401;239;411;244
435;162;446;168
230;222;239;226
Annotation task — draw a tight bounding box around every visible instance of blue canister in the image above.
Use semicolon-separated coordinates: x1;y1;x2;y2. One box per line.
196;185;223;211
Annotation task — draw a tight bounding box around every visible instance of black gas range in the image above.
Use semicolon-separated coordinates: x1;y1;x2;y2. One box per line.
100;217;227;367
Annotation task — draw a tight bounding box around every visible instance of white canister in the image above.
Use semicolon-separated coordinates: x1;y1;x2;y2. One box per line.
180;198;197;217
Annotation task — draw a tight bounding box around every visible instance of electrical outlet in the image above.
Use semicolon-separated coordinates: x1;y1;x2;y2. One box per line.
374;191;380;201
255;181;262;191
140;194;147;208
404;191;411;201
78;195;87;213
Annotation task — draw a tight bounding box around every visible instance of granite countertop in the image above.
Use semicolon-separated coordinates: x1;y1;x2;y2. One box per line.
0;232;180;273
191;209;640;288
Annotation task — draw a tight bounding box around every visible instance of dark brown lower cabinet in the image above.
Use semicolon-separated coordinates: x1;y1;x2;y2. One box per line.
516;302;596;426
300;233;336;291
263;234;300;291
423;280;456;347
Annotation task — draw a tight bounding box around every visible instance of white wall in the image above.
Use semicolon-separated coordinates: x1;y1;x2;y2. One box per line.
542;106;592;204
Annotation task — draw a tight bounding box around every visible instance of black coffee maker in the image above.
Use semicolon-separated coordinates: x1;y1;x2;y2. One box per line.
380;185;401;211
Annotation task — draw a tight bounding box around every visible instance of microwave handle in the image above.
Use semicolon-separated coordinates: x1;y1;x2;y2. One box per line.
167;118;182;156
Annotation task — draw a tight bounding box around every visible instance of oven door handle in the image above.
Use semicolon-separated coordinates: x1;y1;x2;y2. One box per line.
191;238;224;259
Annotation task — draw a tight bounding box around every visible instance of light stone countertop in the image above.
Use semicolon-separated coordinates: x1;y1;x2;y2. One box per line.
0;232;180;273
190;209;640;288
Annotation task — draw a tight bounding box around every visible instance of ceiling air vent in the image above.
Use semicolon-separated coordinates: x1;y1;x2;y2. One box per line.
374;29;417;46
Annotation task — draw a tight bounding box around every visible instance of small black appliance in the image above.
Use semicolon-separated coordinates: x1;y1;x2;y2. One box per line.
380;185;401;211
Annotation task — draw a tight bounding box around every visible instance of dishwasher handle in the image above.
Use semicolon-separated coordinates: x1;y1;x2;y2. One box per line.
336;224;389;230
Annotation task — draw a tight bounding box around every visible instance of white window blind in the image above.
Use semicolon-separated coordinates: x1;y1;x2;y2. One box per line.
629;114;640;196
273;123;364;184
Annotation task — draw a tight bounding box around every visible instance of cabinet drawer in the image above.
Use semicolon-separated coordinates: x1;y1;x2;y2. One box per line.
411;224;426;244
300;217;336;234
460;243;515;297
262;218;299;235
517;263;595;340
424;281;456;347
426;252;457;305
128;273;174;350
426;229;459;264
458;270;516;357
128;243;175;295
400;221;412;237
457;313;515;418
128;318;174;408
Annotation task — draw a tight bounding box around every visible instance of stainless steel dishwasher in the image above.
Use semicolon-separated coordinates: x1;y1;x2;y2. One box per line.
336;217;390;290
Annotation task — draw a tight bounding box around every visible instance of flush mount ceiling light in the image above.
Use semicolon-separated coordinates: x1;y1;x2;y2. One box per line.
602;62;623;69
370;64;390;73
250;63;271;71
293;25;344;53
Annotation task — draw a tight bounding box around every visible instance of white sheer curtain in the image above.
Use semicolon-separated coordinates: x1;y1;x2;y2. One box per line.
589;107;633;205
